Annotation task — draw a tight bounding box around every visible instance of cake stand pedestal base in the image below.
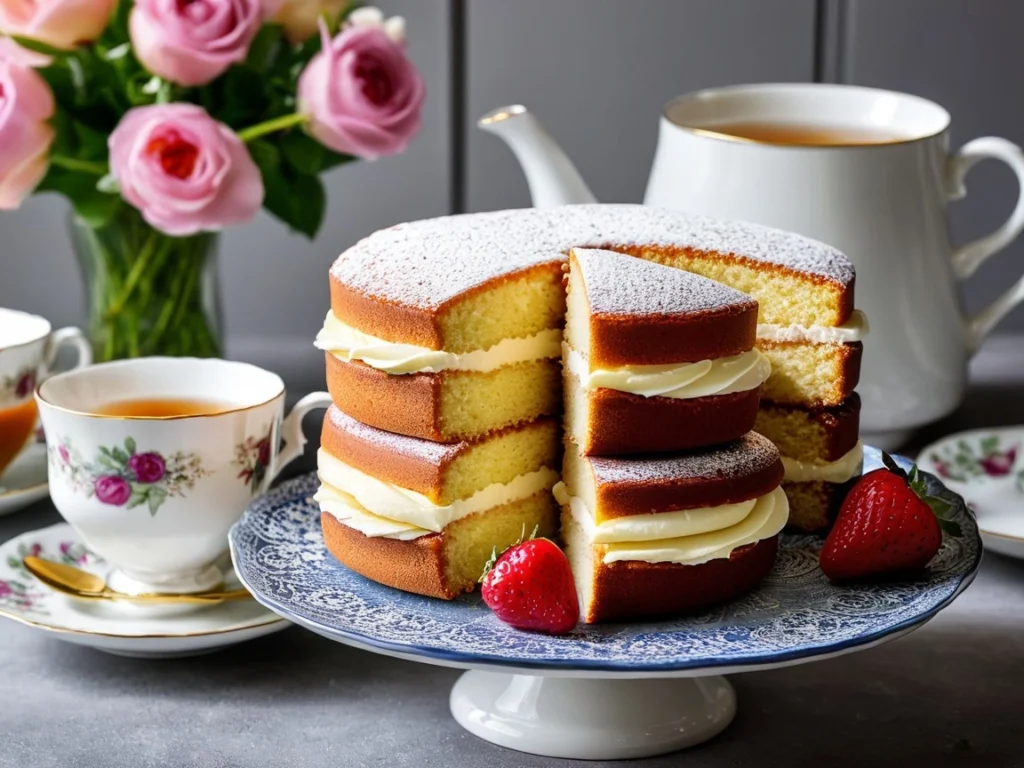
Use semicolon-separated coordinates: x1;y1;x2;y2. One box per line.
449;670;736;760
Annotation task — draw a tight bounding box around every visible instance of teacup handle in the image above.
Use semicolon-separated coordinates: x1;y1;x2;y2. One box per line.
44;327;93;376
947;137;1024;350
272;391;332;480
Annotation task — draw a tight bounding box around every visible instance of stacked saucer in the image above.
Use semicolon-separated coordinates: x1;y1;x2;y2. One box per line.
0;523;287;658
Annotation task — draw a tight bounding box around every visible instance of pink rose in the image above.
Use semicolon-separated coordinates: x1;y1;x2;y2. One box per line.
980;446;1017;477
130;0;262;87
94;475;131;506
298;20;424;159
0;37;50;68
128;452;166;483
0;0;115;50
109;104;264;236
0;45;54;210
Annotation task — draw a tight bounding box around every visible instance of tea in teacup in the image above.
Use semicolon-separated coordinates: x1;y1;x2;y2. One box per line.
691;121;907;146
94;397;234;418
0;308;90;478
36;357;330;595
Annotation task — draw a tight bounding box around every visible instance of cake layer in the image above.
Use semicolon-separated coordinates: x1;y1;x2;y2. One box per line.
320;406;560;504
562;433;783;521
783;479;853;533
564;369;761;456
321;491;558;600
567;247;758;366
325;353;561;442
754;395;861;463
563;508;779;623
330;206;856;354
757;340;861;407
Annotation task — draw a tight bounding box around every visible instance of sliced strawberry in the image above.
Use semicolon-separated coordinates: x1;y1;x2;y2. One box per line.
820;453;960;582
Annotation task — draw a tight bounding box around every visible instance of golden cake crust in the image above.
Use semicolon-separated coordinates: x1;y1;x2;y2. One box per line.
322;511;453;599
320;405;559;500
325;352;562;443
321;491;559;600
329;206;857;349
569;248;759;367
568;432;784;519
575;521;779;624
330;262;563;350
567;375;762;456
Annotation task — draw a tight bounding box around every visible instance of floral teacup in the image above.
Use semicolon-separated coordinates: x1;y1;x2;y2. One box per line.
0;308;91;479
36;357;330;595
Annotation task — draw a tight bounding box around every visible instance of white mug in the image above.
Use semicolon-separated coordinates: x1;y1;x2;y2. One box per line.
36;357;331;594
0;308;91;478
644;83;1024;448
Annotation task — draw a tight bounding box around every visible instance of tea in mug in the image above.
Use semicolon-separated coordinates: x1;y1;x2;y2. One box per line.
94;397;234;418
696;121;908;146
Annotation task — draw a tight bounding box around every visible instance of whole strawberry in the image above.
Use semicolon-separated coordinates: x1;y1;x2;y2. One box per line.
820;453;961;582
480;537;579;634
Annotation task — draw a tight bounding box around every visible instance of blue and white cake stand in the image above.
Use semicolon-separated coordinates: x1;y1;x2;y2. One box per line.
229;448;981;760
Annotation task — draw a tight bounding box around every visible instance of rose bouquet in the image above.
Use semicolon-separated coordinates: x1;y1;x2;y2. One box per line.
0;1;425;360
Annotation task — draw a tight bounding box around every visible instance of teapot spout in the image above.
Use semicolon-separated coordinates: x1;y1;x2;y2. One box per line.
478;105;597;208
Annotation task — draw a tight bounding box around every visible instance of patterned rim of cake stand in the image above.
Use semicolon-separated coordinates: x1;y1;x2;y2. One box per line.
228;447;981;677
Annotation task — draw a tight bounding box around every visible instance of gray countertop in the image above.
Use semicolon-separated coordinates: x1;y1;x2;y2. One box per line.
2;381;1024;767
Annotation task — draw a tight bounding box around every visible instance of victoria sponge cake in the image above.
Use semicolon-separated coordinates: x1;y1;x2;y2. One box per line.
564;247;770;455
556;432;787;623
315;204;865;606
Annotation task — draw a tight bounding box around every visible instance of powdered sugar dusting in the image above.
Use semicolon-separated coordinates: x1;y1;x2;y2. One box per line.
327;406;464;465
331;205;854;310
589;432;780;486
573;247;756;316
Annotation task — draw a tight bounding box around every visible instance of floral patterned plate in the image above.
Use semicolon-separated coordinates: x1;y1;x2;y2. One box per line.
0;441;49;518
918;427;1024;561
229;447;981;676
0;522;289;658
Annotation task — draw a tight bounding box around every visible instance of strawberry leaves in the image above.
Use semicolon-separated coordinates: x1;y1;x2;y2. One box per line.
478;524;541;583
881;451;961;537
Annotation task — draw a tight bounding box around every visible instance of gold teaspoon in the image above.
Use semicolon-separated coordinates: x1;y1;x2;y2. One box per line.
22;557;253;605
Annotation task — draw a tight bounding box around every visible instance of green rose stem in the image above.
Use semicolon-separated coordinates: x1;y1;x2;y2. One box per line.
50;155;109;175
238;113;307;143
72;207;221;361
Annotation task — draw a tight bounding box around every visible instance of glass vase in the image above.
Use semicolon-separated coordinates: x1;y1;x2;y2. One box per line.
71;208;223;362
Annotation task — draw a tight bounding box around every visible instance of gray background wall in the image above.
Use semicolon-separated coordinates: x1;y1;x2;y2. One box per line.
2;0;1023;388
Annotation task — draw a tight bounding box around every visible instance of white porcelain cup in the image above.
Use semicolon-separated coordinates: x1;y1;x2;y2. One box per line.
36;357;331;594
644;83;1024;448
0;308;91;478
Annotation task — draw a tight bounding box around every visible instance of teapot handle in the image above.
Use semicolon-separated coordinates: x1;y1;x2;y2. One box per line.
946;136;1024;351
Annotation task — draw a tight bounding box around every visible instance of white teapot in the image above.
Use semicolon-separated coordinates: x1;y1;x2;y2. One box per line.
479;84;1024;449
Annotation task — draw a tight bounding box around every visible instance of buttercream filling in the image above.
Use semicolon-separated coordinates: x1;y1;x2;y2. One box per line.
316;484;429;541
317;448;560;533
564;344;770;400
315;311;562;374
756;309;869;345
552;482;757;542
781;440;864;484
559;485;788;566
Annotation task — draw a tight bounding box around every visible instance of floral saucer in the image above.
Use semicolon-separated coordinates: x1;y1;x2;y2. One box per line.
0;522;289;657
0;441;49;518
918;427;1024;561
